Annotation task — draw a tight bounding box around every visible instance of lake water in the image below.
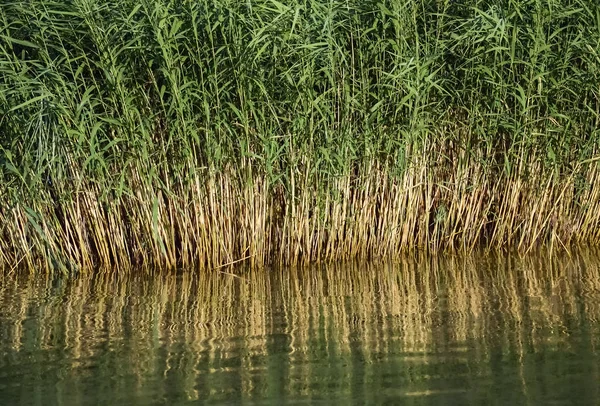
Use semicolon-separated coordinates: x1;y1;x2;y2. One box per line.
1;250;600;405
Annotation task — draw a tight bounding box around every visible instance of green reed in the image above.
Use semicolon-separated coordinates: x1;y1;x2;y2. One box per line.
1;0;600;271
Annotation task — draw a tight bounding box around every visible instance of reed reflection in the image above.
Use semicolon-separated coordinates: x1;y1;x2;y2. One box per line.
0;249;599;404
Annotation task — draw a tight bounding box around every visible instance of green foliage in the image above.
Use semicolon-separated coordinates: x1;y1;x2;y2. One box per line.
0;0;599;269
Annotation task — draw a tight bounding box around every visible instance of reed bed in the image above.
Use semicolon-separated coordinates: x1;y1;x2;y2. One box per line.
1;0;600;271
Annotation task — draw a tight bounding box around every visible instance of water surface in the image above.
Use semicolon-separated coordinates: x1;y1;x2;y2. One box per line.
1;251;600;405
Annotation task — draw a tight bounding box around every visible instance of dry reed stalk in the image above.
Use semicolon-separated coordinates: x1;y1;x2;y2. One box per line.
1;155;600;272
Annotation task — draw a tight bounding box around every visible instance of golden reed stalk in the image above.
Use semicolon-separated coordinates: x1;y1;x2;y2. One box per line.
1;151;599;271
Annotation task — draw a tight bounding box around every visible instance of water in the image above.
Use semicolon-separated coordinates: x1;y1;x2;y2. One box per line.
1;250;600;405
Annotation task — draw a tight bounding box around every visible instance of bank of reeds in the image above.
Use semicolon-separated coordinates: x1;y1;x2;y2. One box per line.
1;0;600;271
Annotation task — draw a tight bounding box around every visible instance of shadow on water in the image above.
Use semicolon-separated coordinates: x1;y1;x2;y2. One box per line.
1;249;600;405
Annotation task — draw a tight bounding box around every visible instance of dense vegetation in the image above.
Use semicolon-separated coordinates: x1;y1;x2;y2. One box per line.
1;0;599;271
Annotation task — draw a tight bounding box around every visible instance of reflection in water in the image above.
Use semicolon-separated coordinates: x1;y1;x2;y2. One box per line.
1;250;600;404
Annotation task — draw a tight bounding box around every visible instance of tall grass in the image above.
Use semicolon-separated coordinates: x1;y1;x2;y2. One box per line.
1;0;600;271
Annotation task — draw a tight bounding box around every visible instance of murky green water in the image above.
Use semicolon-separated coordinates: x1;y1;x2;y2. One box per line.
1;251;600;405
